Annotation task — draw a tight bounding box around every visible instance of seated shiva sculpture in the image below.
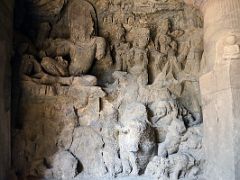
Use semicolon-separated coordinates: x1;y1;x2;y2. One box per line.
41;0;107;76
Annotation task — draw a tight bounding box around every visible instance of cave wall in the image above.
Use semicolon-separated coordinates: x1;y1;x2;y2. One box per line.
11;0;205;179
0;0;14;179
188;0;240;179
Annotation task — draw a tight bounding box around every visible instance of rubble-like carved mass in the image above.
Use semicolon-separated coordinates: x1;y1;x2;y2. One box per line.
12;0;204;179
183;0;207;9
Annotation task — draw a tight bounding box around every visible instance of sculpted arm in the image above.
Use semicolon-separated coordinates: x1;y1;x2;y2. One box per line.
95;37;107;60
154;35;160;50
44;38;73;57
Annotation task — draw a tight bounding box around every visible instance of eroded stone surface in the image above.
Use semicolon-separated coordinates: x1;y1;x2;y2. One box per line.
12;0;204;179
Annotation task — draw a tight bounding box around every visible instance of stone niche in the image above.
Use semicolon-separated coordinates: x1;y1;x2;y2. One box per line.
11;0;204;179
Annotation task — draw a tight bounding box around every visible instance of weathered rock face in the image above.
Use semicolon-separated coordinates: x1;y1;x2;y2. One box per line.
0;0;14;179
192;0;240;179
12;0;205;179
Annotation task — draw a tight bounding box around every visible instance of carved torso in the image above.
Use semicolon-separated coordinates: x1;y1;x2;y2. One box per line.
69;39;96;75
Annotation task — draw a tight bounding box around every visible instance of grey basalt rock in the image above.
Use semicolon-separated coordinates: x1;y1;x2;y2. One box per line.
45;151;80;179
12;0;205;179
70;127;107;176
25;0;65;21
118;102;156;176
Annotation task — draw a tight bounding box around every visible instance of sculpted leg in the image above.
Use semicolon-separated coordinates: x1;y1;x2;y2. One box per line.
129;152;139;175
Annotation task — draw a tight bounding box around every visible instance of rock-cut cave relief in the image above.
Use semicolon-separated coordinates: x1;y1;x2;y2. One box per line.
11;0;204;179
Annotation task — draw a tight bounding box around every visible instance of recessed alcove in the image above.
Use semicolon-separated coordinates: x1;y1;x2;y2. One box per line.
4;0;240;179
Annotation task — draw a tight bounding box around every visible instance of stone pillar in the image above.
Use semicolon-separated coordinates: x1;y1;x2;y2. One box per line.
185;0;240;179
0;0;14;179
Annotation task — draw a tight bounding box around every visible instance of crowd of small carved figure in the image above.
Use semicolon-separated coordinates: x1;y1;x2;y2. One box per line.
12;0;204;179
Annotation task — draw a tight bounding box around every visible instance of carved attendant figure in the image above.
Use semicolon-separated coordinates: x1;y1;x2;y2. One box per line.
113;24;130;71
127;28;150;85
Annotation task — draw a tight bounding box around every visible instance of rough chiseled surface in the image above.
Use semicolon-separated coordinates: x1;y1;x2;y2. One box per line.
199;0;240;179
183;0;207;8
0;0;14;179
12;0;205;179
